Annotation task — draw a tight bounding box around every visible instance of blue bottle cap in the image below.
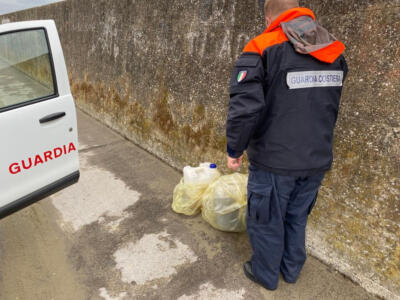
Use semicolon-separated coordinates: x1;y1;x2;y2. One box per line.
210;164;217;169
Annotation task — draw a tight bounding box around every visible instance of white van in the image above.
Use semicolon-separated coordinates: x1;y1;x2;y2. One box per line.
0;20;79;219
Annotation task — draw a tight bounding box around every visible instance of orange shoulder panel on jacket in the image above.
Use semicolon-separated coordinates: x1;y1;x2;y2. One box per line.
243;30;289;55
310;40;346;63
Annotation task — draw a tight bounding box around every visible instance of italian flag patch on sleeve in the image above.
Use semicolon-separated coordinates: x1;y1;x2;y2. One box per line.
237;70;247;83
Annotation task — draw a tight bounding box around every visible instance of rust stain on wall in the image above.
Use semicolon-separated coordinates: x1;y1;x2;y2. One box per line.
71;76;234;173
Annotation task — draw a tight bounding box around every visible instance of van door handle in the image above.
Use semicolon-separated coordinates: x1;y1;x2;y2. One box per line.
39;112;66;124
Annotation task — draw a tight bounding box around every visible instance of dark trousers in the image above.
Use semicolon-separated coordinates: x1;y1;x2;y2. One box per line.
246;165;325;290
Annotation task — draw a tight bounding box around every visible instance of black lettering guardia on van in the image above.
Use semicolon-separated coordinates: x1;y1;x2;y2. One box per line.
9;142;77;175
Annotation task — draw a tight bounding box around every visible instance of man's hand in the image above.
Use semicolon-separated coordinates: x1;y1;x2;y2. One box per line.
227;155;243;171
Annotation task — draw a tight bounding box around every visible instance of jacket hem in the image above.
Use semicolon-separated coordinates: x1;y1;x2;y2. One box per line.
249;160;330;177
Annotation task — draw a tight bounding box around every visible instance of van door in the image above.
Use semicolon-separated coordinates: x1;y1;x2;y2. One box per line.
0;20;79;219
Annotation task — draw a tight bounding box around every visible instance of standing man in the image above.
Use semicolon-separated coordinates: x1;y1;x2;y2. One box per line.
226;0;348;291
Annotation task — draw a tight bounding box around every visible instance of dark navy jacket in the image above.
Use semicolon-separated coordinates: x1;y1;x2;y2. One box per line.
226;8;348;176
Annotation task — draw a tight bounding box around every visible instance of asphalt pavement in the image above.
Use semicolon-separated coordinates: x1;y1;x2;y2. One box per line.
0;109;378;300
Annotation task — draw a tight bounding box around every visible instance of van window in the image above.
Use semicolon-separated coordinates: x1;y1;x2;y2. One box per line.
0;29;55;110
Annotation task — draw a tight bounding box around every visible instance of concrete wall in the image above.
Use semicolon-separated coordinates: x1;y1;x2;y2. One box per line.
2;0;399;298
0;29;54;89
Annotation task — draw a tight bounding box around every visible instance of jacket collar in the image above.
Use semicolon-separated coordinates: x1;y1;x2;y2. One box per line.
265;7;316;33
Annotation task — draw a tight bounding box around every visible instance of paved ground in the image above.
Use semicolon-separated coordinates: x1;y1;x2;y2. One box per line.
0;59;52;108
0;110;378;300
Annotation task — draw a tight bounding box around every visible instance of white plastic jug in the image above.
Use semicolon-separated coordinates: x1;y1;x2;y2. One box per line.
183;163;220;185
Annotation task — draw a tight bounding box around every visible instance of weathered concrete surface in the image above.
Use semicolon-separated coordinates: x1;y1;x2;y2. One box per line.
2;0;399;298
0;30;54;89
0;110;379;300
0;58;52;107
300;2;400;299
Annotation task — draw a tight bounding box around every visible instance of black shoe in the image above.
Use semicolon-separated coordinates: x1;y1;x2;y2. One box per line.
282;274;297;284
243;261;278;291
243;261;258;283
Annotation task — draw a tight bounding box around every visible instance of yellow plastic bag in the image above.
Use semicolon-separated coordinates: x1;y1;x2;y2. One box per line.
201;173;248;232
172;179;209;216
